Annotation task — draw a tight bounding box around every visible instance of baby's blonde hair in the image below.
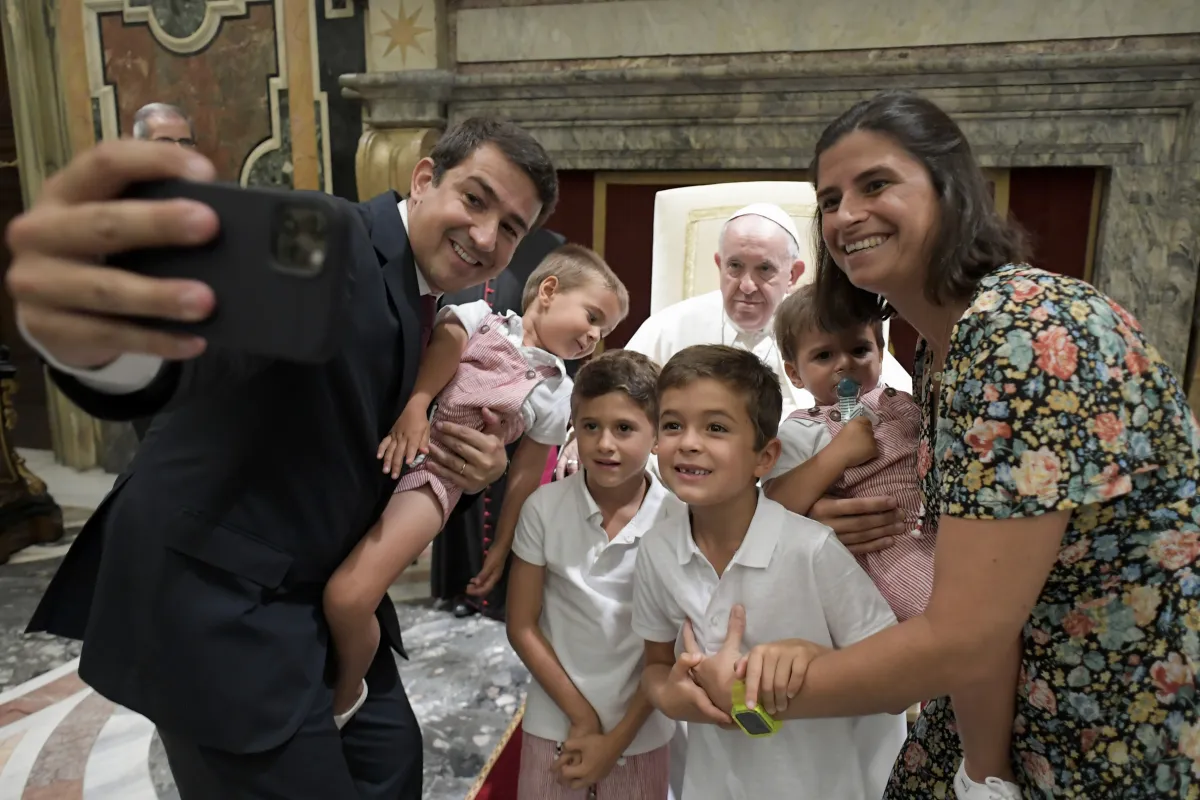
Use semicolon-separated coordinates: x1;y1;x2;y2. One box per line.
521;244;628;317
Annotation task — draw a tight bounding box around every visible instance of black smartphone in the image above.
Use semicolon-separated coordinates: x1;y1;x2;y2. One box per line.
109;179;356;364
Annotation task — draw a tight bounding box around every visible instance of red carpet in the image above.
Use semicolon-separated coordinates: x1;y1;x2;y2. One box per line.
468;705;524;799
469;450;554;798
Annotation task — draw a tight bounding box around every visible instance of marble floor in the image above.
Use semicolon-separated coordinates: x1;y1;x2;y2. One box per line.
0;450;527;799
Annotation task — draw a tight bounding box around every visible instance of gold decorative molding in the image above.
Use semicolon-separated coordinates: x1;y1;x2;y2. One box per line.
366;0;438;72
1082;168;1106;285
465;700;525;800
355;127;441;200
985;168;1011;218
283;0;320;191
2;0;106;469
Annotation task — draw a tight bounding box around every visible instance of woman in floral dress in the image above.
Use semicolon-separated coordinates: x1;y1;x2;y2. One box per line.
731;91;1200;799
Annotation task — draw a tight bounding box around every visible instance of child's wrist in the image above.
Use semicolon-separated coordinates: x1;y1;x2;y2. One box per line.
405;393;433;410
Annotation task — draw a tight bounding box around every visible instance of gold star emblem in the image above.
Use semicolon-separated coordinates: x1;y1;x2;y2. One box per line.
374;1;431;65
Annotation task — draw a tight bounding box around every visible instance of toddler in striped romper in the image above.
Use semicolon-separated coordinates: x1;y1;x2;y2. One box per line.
763;284;934;622
323;245;628;726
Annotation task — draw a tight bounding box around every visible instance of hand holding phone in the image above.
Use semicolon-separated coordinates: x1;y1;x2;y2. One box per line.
5;139;354;369
5;139;221;370
110;178;354;363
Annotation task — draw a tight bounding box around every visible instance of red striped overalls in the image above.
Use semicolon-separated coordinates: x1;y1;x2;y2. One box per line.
793;386;935;621
396;313;560;526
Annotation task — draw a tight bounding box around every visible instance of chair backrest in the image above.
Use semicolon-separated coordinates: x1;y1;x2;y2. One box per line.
649;181;819;315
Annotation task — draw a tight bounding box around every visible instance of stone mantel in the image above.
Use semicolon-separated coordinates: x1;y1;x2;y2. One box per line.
342;35;1200;169
342;33;1200;383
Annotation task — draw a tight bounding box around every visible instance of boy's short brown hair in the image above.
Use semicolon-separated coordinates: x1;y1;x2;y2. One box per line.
521;244;629;320
571;349;660;424
657;344;780;450
774;284;885;364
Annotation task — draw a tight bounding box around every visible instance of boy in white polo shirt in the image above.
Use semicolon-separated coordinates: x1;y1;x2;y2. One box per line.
632;344;907;799
508;350;681;798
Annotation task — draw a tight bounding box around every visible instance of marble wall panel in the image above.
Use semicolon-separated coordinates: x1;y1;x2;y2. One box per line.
454;0;1200;63
97;3;277;183
316;1;368;200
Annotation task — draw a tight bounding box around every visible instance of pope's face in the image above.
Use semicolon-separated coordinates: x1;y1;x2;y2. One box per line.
715;215;802;333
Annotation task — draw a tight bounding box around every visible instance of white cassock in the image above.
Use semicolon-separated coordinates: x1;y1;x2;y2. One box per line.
625;289;913;420
624;290;912;800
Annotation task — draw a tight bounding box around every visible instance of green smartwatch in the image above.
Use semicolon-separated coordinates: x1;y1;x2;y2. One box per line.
731;680;781;738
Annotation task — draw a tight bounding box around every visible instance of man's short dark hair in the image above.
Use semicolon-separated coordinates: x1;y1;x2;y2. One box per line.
658;345;781;450
774;284;884;364
429;117;558;228
572;349;660;424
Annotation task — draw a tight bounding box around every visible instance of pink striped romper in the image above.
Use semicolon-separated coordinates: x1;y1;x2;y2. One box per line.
773;386;935;621
395;303;564;527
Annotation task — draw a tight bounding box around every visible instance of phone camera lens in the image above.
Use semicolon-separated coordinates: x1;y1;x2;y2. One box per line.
272;204;329;278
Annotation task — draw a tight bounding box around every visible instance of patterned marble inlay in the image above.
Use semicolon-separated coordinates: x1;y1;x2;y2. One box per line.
132;0;212;40
0;553;528;799
98;2;278;182
245;90;295;189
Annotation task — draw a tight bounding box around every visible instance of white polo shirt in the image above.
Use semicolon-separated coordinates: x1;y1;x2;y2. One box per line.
512;470;683;756
631;493;906;800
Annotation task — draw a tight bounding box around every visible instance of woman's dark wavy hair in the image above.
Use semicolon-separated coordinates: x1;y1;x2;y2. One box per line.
812;91;1029;330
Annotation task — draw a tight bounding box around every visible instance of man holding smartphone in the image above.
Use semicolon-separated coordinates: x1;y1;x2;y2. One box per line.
6;118;558;799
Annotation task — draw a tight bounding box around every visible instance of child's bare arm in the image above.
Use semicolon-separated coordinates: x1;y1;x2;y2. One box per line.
379;319;469;473
506;557;601;732
607;686;656;750
952;637;1021;783
466;438;552;597
765;417;878;515
409;318;469;410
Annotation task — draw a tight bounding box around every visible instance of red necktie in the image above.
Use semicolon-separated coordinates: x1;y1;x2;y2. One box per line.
419;294;438;352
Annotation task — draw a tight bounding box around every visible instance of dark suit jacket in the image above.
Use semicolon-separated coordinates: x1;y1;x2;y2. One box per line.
28;191;421;755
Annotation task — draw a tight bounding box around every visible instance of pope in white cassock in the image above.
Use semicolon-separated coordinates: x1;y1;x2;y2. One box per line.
624;202;912;417
555;201;911;479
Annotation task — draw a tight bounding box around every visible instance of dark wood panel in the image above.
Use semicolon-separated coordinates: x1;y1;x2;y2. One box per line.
888;168;1098;375
0;32;50;449
543;170;594;248
602;182;688;348
1008;167;1096;281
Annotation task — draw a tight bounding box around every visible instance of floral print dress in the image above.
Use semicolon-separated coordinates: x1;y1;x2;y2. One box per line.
884;264;1200;799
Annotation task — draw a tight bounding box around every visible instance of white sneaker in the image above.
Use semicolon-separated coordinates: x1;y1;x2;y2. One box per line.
954;760;1021;799
334;681;368;730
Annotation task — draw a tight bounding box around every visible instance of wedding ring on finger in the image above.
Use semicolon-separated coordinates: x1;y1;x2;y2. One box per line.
458;461;466;475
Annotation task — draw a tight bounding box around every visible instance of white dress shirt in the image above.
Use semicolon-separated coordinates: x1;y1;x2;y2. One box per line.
18;196;435;395
624;289;914;420
513;470;682;755
631;493;907;800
